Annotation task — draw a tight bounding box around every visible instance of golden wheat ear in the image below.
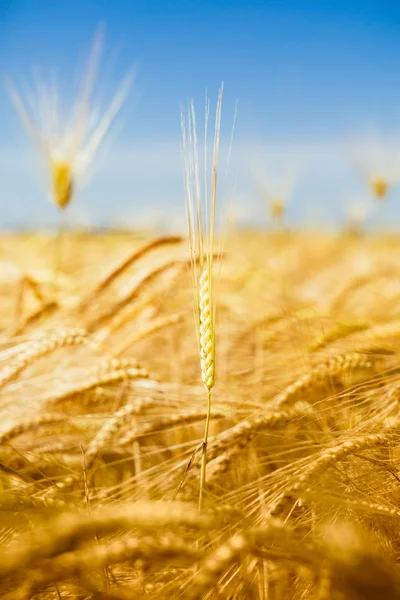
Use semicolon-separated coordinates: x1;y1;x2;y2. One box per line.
181;84;224;511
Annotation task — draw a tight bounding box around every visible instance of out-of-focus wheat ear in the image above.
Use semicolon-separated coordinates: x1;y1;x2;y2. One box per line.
370;176;389;200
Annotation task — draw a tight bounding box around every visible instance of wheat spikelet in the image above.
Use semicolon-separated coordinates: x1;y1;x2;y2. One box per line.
300;489;400;519
208;401;311;461
271;351;376;411
268;427;397;518
294;430;392;490
270;197;285;220
0;327;87;390
176;403;311;502
5;31;133;290
0;501;215;581
309;321;369;352
0;413;67;445
96;356;140;372
85;397;158;468
199;266;215;390
205;403;311;485
52;161;73;209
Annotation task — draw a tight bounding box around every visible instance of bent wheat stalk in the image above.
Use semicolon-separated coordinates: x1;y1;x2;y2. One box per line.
77;235;183;313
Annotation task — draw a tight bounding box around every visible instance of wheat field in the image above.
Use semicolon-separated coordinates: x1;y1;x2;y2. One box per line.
0;229;399;598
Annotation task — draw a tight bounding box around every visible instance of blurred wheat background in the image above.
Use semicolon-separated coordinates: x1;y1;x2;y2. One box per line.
2;1;400;599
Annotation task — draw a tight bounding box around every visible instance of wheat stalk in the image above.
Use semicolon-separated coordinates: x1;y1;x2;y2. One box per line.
181;85;225;510
115;313;183;355
86;259;183;332
77;235;183;313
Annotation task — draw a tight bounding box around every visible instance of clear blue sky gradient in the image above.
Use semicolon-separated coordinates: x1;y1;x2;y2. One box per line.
1;0;400;229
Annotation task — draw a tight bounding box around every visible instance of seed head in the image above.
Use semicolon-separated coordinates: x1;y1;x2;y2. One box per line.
270;197;285;220
370;176;388;200
52;161;74;209
5;27;133;211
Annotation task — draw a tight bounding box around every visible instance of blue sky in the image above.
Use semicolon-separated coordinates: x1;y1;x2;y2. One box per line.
1;0;400;229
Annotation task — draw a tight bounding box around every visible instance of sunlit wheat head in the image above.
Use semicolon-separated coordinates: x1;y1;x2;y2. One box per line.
181;86;226;390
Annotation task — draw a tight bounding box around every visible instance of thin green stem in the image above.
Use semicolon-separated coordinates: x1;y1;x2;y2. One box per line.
199;388;212;511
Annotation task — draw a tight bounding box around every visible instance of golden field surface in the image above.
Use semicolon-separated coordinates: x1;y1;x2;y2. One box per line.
1;230;400;599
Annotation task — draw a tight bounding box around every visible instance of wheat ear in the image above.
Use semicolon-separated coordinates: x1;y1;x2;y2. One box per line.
182;85;224;511
198;264;215;509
